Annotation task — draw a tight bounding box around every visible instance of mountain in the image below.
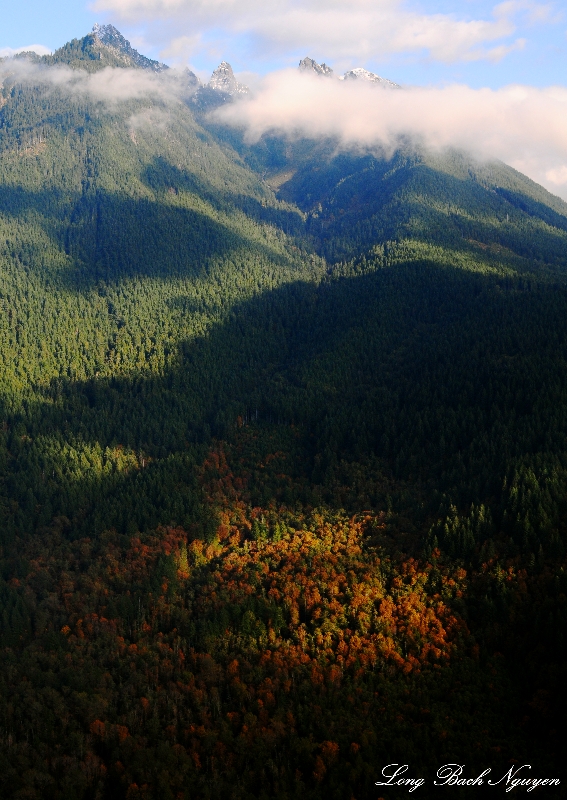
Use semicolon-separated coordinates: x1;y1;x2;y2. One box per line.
91;23;169;72
298;55;334;76
342;66;400;88
0;27;566;800
298;56;400;87
188;59;249;111
40;23;169;72
267;144;567;263
207;60;249;96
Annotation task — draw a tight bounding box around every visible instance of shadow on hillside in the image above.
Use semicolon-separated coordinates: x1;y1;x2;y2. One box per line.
142;158;306;236
494;187;567;233
0;158;307;290
3;258;567;544
275;153;567;266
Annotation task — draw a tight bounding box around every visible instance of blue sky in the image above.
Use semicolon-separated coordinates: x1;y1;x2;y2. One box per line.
0;0;565;88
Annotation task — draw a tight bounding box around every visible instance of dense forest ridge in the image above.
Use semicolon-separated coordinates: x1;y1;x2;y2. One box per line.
298;55;401;87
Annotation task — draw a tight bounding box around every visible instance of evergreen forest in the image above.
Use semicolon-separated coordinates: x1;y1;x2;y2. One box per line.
0;29;566;800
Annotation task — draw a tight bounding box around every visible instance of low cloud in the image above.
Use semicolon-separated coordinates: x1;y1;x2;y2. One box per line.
0;44;52;58
0;59;191;106
128;107;172;129
92;0;547;67
2;56;567;203
215;70;567;201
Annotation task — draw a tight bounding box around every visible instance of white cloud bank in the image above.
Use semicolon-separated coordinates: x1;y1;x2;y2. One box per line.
214;70;567;201
91;0;542;66
0;45;52;58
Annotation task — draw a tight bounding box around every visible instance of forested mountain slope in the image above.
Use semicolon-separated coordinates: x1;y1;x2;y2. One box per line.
229;131;567;265
0;29;566;800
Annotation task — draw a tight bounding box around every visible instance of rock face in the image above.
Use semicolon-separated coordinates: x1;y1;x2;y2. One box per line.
92;23;169;72
207;61;249;96
342;67;400;88
298;56;399;87
298;57;334;77
179;66;201;91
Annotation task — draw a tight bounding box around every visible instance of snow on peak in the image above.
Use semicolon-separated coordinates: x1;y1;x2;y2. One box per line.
298;57;399;88
91;23;169;72
208;62;249;96
342;67;400;88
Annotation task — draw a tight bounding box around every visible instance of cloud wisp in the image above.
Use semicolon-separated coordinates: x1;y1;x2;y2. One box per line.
91;0;543;67
214;69;567;200
0;58;193;105
0;44;52;58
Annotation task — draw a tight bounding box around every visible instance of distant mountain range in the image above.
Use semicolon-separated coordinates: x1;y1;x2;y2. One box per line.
299;55;400;87
1;24;401;98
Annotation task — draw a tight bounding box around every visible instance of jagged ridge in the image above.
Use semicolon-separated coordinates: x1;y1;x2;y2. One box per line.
299;56;334;77
207;61;248;96
92;23;169;72
299;55;400;87
342;67;400;88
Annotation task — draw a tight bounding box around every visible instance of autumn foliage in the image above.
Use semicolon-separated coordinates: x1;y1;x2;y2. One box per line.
1;435;564;799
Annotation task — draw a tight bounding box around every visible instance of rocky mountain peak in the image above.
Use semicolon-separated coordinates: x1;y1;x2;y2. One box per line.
297;57;398;87
342;67;400;88
91;23;169;72
207;61;249;96
298;57;334;77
